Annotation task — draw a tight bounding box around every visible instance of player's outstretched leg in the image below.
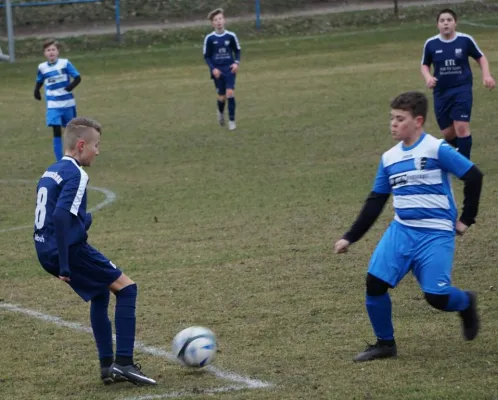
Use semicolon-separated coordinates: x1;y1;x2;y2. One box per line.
217;96;226;127
354;274;397;362
110;280;156;385
425;289;479;341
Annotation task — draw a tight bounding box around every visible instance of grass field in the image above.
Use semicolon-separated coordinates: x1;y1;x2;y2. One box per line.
1;14;498;400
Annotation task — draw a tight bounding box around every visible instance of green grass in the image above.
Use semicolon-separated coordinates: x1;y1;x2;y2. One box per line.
1;15;498;400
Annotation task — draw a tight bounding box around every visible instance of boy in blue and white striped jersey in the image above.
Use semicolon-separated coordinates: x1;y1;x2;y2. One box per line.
335;91;483;362
34;39;82;161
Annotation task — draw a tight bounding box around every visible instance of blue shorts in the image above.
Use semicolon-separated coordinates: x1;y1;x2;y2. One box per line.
37;242;122;302
212;67;236;95
434;89;473;130
46;106;77;127
368;221;455;295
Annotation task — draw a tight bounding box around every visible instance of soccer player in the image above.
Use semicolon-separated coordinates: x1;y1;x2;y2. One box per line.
33;117;156;385
203;8;241;131
421;8;495;159
334;92;483;362
34;39;82;161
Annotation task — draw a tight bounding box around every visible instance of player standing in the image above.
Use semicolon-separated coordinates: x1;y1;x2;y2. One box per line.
33;117;156;385
334;92;483;362
203;8;241;131
34;39;82;161
421;8;495;159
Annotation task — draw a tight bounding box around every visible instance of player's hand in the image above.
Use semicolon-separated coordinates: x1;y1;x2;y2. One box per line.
334;239;351;254
34;89;42;101
58;275;71;282
64;86;73;92
456;220;469;236
425;76;438;89
483;75;496;90
230;63;239;74
212;68;221;79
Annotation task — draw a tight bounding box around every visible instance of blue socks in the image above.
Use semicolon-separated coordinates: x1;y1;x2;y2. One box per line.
52;136;63;161
227;97;236;121
115;284;137;365
444;287;470;312
90;291;114;367
366;294;394;341
457;135;472;159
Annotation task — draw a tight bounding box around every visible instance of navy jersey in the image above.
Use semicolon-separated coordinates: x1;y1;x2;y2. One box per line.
373;133;473;232
203;30;241;71
34;156;89;253
421;33;483;94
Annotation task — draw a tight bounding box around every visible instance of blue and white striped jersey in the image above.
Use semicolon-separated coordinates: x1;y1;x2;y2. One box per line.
36;58;80;109
34;156;89;252
373;133;473;232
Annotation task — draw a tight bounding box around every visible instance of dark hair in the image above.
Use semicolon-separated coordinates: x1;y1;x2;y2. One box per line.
437;8;457;22
390;92;428;123
208;8;224;21
43;39;60;50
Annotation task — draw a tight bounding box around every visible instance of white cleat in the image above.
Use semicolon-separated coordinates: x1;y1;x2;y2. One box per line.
228;121;236;131
217;111;225;127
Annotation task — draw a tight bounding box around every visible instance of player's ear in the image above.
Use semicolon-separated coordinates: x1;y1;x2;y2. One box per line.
415;115;425;127
76;139;85;152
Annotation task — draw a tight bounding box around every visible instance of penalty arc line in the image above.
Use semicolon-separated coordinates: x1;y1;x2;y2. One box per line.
0;179;117;234
0;303;274;393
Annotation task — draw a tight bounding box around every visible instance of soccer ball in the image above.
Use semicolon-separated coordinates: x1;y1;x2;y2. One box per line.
172;326;217;368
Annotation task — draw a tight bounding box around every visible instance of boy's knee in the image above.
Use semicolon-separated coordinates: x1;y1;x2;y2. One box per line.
424;292;449;310
218;95;226;102
454;122;470;137
366;273;390;296
226;89;234;98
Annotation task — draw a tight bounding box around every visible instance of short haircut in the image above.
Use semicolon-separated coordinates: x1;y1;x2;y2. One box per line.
64;117;102;150
390;92;428;123
43;39;60;50
208;8;224;21
437;8;457;22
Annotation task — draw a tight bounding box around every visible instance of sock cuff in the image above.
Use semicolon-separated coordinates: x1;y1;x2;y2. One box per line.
116;283;137;298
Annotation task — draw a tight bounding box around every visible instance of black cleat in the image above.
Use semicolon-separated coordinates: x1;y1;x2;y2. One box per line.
353;341;397;362
110;363;157;386
101;366;127;385
459;291;479;341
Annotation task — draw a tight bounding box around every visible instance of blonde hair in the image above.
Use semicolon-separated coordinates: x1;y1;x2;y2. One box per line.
64;117;102;150
208;8;224;21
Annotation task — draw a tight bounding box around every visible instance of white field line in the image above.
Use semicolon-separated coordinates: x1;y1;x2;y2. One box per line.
0;302;274;392
120;385;248;400
0;179;116;233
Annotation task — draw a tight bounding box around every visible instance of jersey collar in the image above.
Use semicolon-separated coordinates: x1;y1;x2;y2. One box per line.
62;156;81;167
402;132;426;151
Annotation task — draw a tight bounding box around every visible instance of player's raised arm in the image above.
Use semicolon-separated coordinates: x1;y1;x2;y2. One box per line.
438;142;483;234
335;160;391;253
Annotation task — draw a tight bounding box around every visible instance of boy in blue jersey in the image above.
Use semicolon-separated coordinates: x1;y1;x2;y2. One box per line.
334;92;483;362
33;117;156;386
421;9;495;159
34;39;82;162
203;8;241;131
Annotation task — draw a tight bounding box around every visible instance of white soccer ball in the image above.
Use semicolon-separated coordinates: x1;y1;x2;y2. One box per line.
172;326;217;368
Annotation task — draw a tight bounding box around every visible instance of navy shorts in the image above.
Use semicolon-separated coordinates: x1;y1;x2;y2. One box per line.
368;221;456;295
46;106;77;127
37;242;122;302
212;67;236;95
434;89;473;130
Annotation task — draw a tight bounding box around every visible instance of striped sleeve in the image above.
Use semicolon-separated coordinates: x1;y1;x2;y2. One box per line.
56;168;89;215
